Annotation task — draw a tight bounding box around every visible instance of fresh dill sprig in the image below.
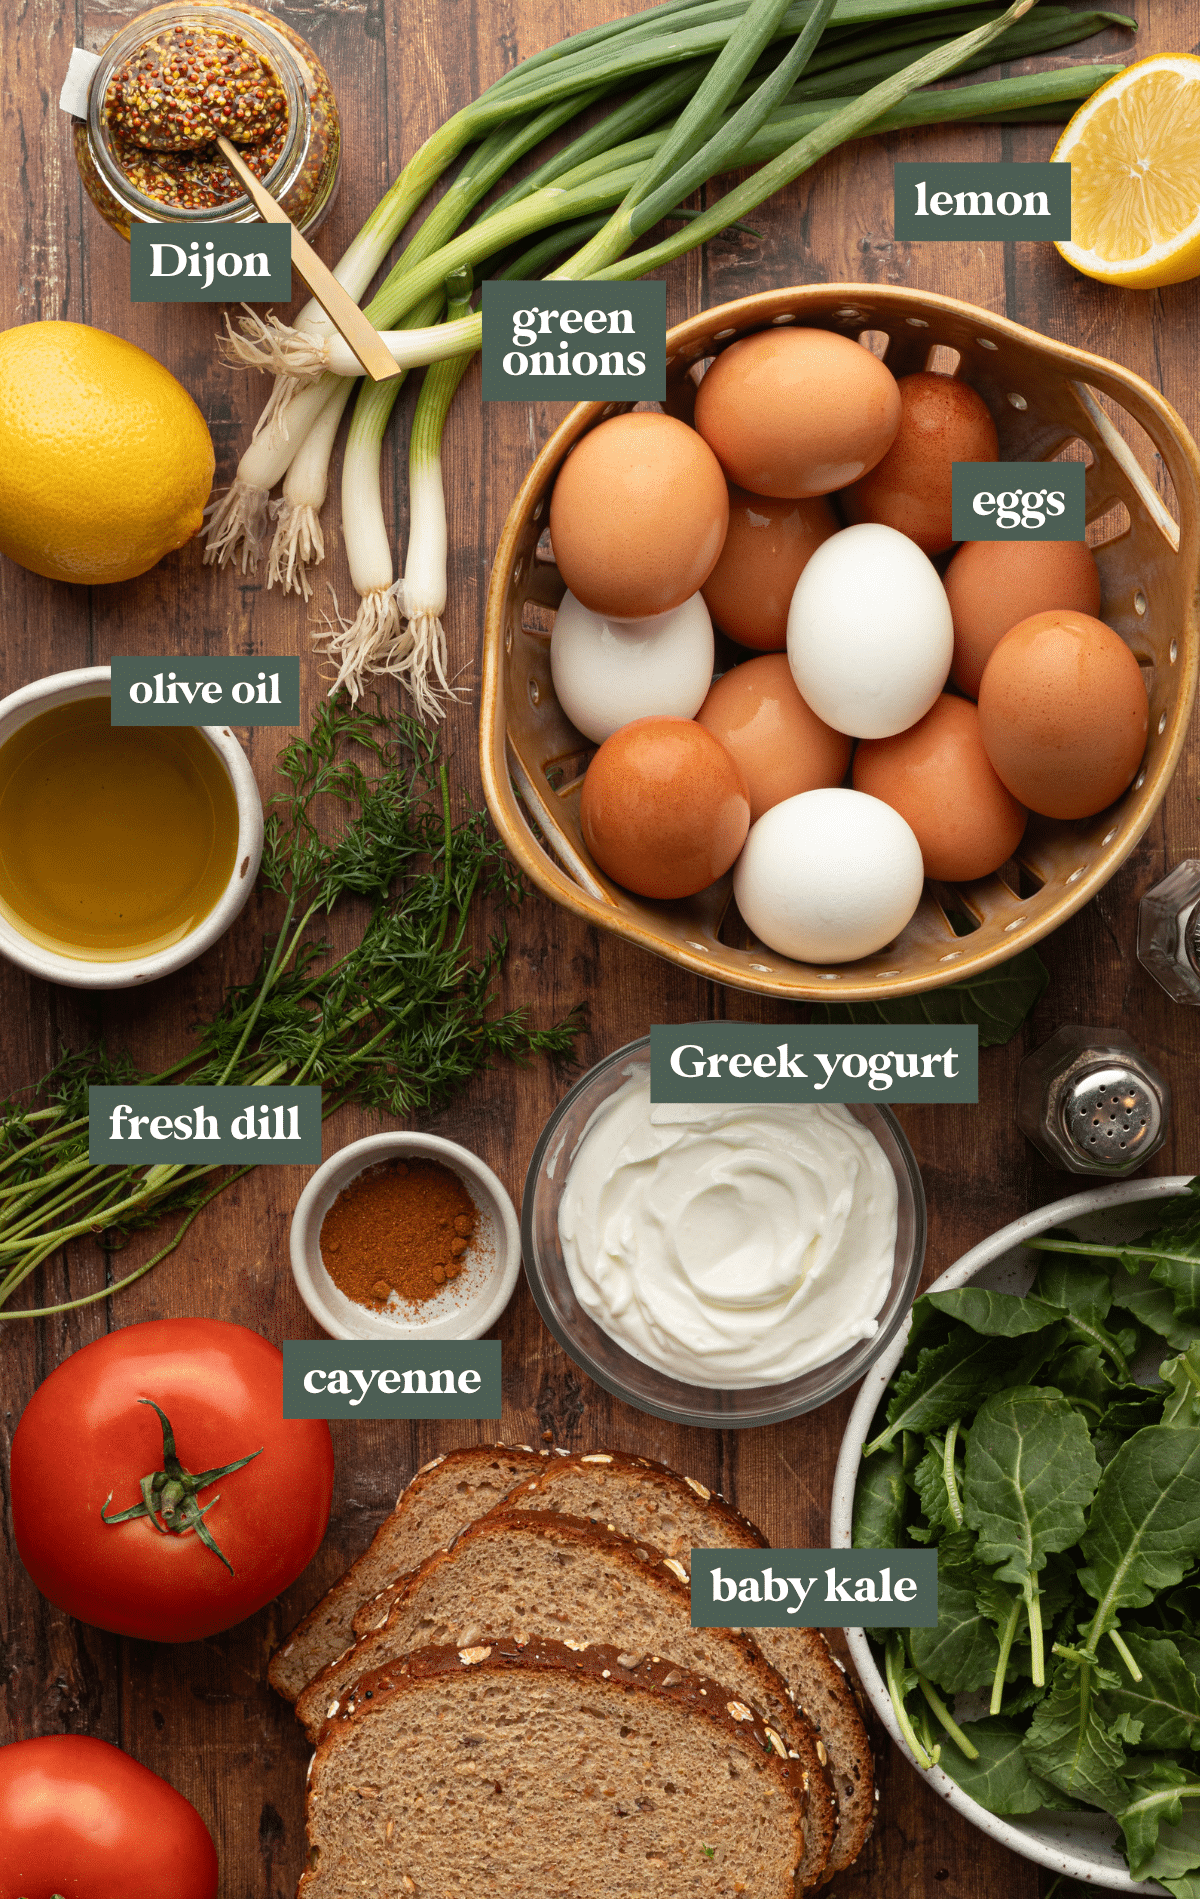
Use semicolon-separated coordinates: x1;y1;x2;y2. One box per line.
0;697;581;1321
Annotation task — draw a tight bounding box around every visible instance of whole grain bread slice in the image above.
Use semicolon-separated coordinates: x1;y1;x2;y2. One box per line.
267;1444;553;1704
504;1449;875;1879
301;1637;809;1899
294;1509;836;1887
752;1628;876;1880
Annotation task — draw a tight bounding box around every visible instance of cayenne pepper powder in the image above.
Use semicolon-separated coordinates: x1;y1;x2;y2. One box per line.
319;1159;479;1312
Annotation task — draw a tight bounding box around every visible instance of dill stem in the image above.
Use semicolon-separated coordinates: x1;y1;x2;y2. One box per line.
216;892;299;1086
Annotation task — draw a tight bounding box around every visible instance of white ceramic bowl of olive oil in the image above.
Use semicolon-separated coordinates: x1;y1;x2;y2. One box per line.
0;666;263;989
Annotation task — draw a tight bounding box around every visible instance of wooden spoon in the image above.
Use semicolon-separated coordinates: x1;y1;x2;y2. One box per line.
215;133;401;382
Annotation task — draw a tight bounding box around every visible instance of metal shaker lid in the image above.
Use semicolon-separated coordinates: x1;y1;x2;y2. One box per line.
1060;1064;1163;1169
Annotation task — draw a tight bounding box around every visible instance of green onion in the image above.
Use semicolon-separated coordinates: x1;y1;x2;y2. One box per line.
203;373;346;573
314;291;444;699
578;0;1045;270
209;105;587;569
399;270;479;719
787;8;1132;97
801;4;1130;71
203;0;1133;659
289;21;1116;384
266;380;355;598
219;65;725;580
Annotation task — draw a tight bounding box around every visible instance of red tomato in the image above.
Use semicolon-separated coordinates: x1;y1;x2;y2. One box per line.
11;1318;333;1642
0;1734;218;1899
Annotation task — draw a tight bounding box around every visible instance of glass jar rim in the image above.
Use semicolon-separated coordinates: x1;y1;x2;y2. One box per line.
84;2;309;225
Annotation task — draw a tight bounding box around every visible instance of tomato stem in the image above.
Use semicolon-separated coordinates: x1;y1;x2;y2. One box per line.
100;1398;263;1576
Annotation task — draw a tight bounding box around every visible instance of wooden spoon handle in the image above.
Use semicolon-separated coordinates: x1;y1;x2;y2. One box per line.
214;134;401;382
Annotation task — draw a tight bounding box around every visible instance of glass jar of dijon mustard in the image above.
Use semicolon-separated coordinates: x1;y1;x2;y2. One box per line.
73;1;340;241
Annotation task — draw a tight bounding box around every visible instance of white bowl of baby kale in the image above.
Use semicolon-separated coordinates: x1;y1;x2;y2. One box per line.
831;1177;1197;1896
290;1131;522;1341
0;665;262;989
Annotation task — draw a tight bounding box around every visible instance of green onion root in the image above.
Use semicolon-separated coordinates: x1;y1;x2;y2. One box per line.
203;372;346;571
266;380;356;598
313;294;445;700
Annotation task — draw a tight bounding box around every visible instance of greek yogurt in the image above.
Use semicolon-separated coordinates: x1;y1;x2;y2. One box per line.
557;1071;898;1387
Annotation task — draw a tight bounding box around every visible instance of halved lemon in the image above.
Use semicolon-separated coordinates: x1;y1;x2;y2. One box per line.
1053;54;1200;289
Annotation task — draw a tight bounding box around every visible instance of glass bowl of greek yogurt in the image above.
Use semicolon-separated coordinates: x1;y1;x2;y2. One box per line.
522;1036;926;1427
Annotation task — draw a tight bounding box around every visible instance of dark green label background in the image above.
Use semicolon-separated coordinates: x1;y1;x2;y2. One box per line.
110;656;301;727
130;221;291;302
282;1341;502;1419
951;460;1086;542
894;161;1070;241
650;1024;978;1103
89;1087;322;1163
690;1549;938;1629
482;280;665;400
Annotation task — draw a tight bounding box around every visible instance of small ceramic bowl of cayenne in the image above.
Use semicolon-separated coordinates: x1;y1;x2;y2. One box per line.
289;1133;521;1340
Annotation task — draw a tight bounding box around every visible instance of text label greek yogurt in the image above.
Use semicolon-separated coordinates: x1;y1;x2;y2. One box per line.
650;1025;978;1103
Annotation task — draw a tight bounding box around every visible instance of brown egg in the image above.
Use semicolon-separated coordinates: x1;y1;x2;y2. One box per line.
580;717;750;899
693;328;901;498
978;610;1149;820
852;694;1027;881
842;372;998;555
701;487;838;651
549;412;729;620
696;656;851;822
945;538;1103;696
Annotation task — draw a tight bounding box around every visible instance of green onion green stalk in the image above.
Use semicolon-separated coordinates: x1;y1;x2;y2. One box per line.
287;16;1112;380
206;0;1132;699
398;270;480;717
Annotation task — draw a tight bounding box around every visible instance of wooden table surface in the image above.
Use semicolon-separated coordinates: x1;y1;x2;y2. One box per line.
2;2;1197;1894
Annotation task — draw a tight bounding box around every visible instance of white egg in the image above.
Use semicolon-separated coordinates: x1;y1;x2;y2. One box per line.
786;522;953;738
550;590;714;744
733;787;925;964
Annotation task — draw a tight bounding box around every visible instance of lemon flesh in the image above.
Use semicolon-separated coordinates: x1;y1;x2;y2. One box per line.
0;320;215;586
1055;55;1200;289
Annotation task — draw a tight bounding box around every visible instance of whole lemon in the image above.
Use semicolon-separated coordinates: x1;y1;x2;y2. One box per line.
0;321;214;585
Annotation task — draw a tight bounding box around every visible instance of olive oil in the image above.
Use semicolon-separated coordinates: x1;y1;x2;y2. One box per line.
0;696;239;961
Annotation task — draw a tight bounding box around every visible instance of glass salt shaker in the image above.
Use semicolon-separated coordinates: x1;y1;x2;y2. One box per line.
1016;1025;1170;1177
1138;861;1200;1005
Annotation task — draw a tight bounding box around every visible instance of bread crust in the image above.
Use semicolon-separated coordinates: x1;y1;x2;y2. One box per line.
301;1637;809;1899
267;1444;552;1703
504;1448;772;1556
298;1508;837;1886
501;1448;875;1875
